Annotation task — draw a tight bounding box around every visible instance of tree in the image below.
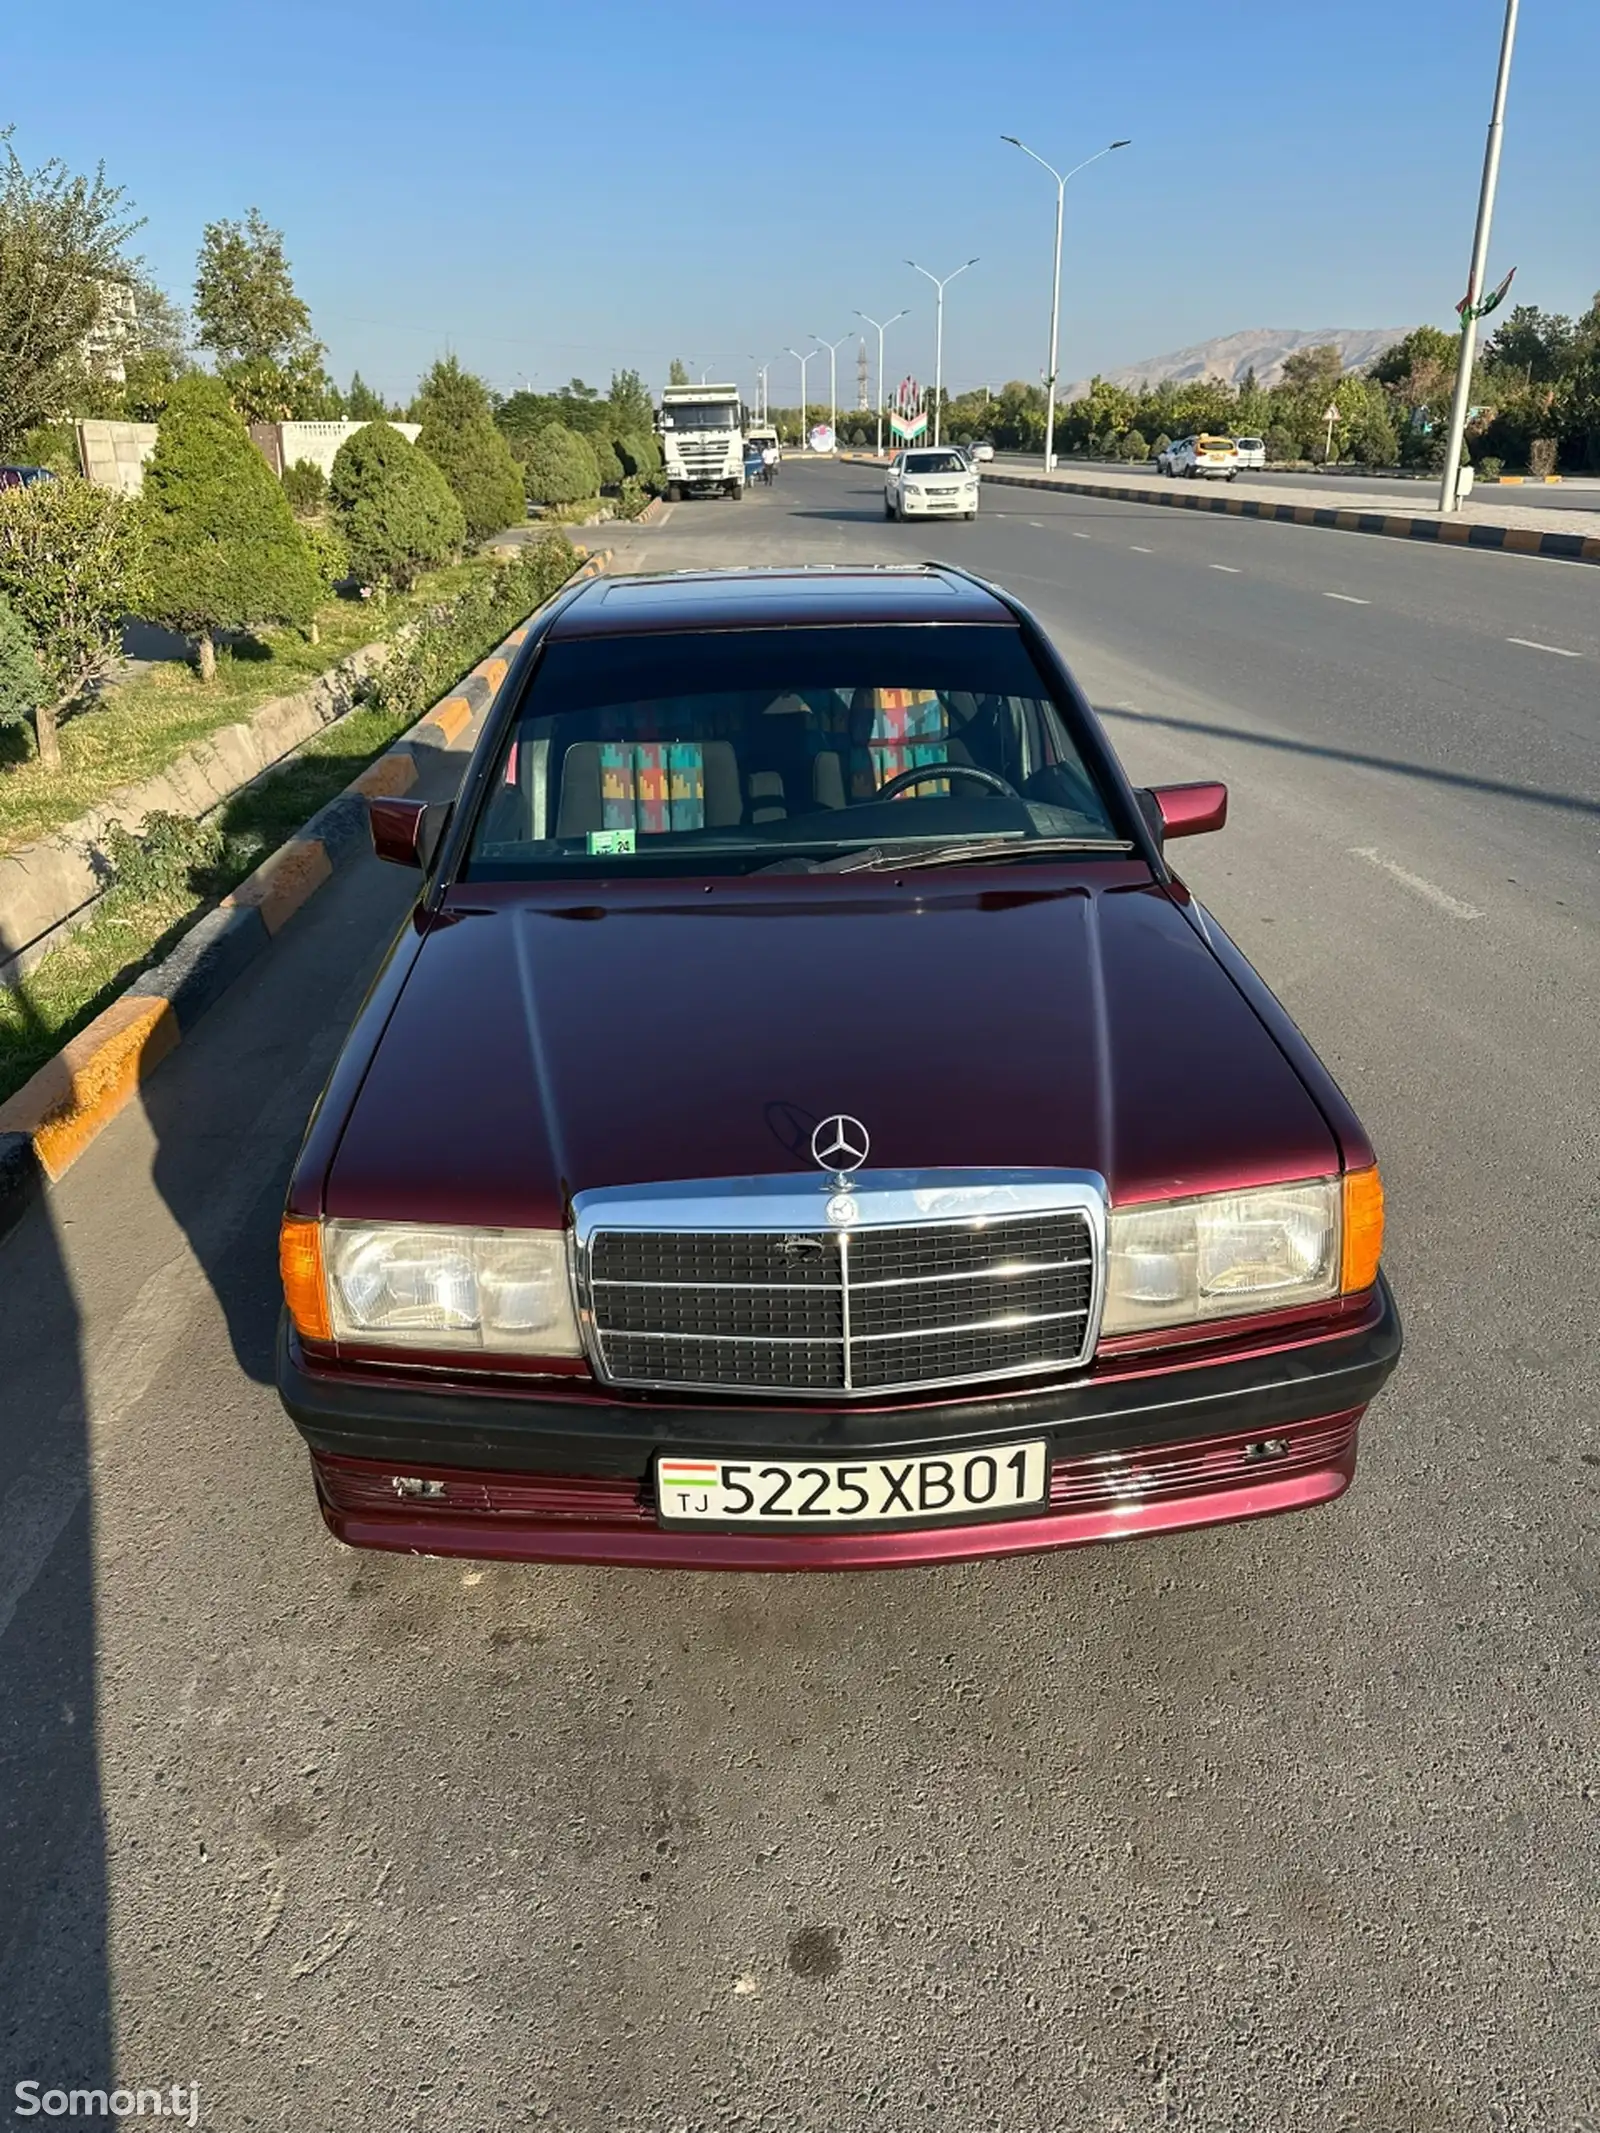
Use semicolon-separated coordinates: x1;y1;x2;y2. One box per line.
219;350;341;424
329;420;465;592
1484;305;1574;386
608;367;654;433
1370;325;1456;389
0;128;143;451
0;476;144;769
412;355;526;540
282;459;328;515
346;371;391;420
193;207;318;368
521;423;599;505
668;357;691;387
140;373;319;680
1279;343;1344;392
0;593;43;735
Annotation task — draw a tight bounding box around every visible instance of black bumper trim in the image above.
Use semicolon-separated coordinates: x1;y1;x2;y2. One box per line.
277;1275;1400;1478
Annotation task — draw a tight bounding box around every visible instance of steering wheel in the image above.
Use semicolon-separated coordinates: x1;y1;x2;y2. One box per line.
873;762;1021;803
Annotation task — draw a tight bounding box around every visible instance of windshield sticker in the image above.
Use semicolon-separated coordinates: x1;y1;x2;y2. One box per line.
587;828;636;856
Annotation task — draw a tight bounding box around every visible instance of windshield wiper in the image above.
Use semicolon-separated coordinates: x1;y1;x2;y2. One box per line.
847;835;1134;873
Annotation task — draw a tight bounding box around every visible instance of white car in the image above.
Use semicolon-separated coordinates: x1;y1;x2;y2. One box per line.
885;448;981;521
1234;435;1266;471
1164;435;1240;481
968;441;995;463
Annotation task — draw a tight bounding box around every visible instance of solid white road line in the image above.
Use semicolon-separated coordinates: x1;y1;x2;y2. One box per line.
1324;592;1370;604
1506;636;1581;657
1208;564;1241;573
1349;847;1485;921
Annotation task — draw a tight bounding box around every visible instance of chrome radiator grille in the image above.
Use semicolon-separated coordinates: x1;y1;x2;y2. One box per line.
579;1182;1102;1398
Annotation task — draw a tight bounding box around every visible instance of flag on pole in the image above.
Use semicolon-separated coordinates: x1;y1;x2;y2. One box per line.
1456;267;1516;323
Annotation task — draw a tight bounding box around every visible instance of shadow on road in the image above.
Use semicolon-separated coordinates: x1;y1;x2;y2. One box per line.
0;929;113;2093
1096;701;1600;822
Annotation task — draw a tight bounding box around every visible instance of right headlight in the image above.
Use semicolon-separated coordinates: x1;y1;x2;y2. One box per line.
316;1220;583;1355
1101;1171;1382;1338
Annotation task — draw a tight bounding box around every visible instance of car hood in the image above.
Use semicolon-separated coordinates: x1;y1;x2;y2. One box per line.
324;873;1340;1229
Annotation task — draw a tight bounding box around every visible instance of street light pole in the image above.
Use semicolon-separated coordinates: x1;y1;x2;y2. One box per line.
1001;136;1130;471
810;333;851;443
854;309;908;455
1439;0;1520;513
905;258;978;445
784;346;819;449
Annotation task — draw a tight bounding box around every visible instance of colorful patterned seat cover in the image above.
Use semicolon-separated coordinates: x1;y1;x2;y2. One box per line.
851;688;949;800
598;742;706;833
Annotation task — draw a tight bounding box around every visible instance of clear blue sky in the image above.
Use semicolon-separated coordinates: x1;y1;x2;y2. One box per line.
7;0;1598;408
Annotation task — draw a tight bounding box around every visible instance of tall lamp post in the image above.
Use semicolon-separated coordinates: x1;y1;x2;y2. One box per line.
1439;0;1520;513
854;308;908;455
785;345;821;449
810;332;851;444
1001;135;1130;471
905;258;978;445
748;356;774;422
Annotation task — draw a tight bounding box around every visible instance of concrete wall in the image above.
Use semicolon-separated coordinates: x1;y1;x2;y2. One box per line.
76;421;159;496
273;420;421;481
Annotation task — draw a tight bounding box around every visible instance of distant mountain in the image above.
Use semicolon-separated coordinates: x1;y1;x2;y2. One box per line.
1061;326;1410;401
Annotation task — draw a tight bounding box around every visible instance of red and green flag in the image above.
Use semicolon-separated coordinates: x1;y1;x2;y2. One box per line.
1456;267;1516;324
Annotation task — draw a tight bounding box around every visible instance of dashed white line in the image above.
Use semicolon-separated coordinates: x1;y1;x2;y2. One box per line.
1208;564;1241;573
1070;530;1091;540
1506;636;1581;658
1324;592;1370;604
1129;545;1153;553
1349;848;1484;921
1028;520;1045;528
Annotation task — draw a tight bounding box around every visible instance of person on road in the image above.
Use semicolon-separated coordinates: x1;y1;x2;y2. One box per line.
761;441;779;485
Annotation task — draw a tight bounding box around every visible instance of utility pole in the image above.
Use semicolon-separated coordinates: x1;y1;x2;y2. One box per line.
785;346;820;448
1439;0;1519;514
855;310;908;456
811;332;851;443
1002;136;1130;472
906;258;978;446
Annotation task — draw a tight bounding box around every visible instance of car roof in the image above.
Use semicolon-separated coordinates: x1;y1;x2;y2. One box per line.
546;565;1015;638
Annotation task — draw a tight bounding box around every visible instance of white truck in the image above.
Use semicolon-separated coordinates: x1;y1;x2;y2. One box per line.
657;384;745;500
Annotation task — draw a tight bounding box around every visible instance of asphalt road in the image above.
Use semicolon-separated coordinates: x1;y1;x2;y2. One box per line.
992;450;1600;515
2;463;1596;2132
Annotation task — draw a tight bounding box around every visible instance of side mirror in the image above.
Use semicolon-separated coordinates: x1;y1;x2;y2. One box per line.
1147;781;1228;840
369;796;427;868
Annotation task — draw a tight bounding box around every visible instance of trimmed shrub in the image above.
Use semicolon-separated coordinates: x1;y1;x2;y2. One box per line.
1529;436;1558;479
1152;432;1171;458
0;475;145;769
299;517;351;593
522;422;599;506
282;458;328;515
413;357;527;541
1477;456;1504;480
329;420;466;593
0;592;43;732
591;436;623;489
1121;429;1150;462
141;374;319;680
1263;425;1299;464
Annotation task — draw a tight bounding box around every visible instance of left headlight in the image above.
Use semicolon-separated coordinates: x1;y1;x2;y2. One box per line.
308;1221;583;1355
1101;1178;1342;1338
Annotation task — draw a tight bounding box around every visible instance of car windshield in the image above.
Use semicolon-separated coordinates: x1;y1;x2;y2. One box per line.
661;401;738;430
1236;437;1263;449
903;452;967;476
463;623;1124;879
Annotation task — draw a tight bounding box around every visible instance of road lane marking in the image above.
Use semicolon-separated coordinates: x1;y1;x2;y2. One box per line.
1324;592;1370;604
1208;564;1241;573
1028;520;1045;528
1071;530;1090;539
1506;636;1580;657
1349;847;1484;921
1130;545;1153;553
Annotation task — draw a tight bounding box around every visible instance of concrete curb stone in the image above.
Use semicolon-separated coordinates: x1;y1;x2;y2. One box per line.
0;548;611;1241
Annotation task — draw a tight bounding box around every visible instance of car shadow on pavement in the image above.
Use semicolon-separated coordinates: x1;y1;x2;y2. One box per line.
1096;702;1600;821
0;933;114;2096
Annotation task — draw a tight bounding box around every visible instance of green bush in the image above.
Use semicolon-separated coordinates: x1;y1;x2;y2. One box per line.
1529;437;1558;479
1121;428;1150;462
0;593;43;731
413;357;527;541
591;436;623;489
369;533;578;723
104;809;224;900
329;420;466;593
1151;432;1171;457
1477;455;1504;480
0;474;145;768
282;458;328;515
612;477;651;521
522;422;599;506
1263;425;1299;463
299;517;350;593
140;374;319;680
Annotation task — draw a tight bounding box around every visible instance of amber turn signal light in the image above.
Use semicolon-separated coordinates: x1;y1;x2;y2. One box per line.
280;1215;332;1342
1340;1167;1384;1294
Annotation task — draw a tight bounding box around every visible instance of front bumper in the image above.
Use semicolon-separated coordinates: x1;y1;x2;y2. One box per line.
898;492;975;515
278;1277;1400;1569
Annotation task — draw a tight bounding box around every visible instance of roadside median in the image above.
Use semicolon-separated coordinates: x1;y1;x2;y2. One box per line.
0;548;611;1238
839;453;1600;568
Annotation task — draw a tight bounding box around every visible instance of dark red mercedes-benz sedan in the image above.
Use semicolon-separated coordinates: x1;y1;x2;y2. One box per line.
277;562;1400;1569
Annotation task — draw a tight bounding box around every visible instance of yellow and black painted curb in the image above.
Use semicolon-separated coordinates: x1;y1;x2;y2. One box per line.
0;549;611;1236
838;454;1600;567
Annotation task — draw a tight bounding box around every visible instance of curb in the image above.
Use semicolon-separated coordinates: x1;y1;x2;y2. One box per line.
837;454;1600;567
0;549;611;1240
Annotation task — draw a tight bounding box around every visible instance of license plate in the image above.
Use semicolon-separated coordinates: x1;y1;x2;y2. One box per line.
656;1441;1050;1526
